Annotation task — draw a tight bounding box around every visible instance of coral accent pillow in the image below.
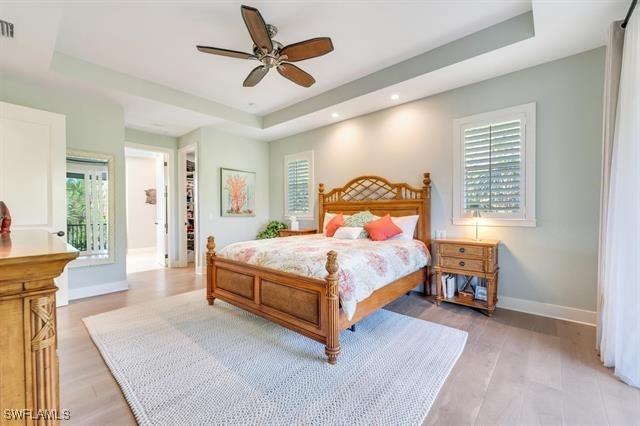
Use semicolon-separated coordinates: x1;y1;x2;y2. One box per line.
325;213;344;237
364;214;403;241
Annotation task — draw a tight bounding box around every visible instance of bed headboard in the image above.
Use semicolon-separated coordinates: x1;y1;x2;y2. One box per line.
318;173;431;246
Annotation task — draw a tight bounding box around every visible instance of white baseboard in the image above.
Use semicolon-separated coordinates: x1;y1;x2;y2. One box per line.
68;280;129;301
497;296;596;326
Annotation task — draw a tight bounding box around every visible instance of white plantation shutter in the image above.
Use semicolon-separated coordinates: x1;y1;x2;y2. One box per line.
284;151;314;218
464;119;522;213
453;103;536;226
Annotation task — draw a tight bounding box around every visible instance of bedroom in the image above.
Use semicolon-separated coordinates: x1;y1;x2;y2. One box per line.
0;1;638;425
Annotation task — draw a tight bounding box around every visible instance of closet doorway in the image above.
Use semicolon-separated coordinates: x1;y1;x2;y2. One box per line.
179;145;199;271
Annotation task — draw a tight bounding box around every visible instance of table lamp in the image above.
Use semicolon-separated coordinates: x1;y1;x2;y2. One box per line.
471;209;481;241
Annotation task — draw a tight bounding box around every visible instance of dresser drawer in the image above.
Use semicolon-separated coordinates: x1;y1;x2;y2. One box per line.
441;256;485;273
440;243;484;259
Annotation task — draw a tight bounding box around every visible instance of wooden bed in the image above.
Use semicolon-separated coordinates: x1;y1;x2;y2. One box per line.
206;173;431;364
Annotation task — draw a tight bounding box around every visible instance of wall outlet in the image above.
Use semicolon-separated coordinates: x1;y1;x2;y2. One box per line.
435;230;447;239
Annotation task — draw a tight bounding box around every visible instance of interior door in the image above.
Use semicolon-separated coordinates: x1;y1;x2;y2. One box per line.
0;101;69;306
155;155;167;267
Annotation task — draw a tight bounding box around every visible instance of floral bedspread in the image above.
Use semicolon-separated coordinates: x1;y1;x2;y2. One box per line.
217;234;430;320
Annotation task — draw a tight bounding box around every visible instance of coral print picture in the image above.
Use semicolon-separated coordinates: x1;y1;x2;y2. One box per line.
220;168;256;217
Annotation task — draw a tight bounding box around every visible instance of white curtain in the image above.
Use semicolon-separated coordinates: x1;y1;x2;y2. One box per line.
597;13;640;388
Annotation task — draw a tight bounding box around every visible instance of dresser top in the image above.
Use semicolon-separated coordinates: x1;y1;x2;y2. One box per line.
0;230;78;265
434;237;500;247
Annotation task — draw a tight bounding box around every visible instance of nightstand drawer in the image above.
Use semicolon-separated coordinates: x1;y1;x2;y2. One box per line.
441;256;485;273
440;243;484;259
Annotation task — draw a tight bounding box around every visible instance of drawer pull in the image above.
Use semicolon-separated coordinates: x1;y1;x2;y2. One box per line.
459;247;465;253
459;261;465;267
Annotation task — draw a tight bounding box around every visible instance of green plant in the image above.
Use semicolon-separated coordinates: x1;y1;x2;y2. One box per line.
256;220;287;239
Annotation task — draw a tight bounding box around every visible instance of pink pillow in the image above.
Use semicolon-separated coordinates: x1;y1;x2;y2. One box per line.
364;214;402;241
325;213;344;237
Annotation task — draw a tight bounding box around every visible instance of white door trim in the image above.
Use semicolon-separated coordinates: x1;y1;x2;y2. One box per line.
178;145;200;272
124;142;178;267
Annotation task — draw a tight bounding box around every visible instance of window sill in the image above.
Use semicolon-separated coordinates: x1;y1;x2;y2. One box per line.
453;217;537;228
68;254;114;268
285;215;313;221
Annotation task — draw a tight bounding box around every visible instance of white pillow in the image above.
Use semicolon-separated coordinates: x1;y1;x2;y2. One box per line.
390;215;419;240
333;226;363;240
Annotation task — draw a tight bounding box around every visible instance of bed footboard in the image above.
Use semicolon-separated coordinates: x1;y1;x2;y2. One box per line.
206;236;341;364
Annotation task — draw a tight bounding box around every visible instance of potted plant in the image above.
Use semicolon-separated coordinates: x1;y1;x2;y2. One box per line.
256;220;287;239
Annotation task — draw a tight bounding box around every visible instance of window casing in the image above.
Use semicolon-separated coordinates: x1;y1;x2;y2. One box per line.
66;150;115;266
284;151;314;220
452;103;536;227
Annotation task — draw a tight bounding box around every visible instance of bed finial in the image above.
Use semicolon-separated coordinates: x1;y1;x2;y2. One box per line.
423;172;431;187
319;183;325;194
325;250;340;365
207;236;216;258
326;250;338;276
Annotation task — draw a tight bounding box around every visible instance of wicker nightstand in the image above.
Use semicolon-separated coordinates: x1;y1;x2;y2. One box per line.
433;238;500;316
278;228;317;237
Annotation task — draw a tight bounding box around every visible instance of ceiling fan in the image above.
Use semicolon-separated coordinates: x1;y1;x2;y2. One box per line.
196;5;334;88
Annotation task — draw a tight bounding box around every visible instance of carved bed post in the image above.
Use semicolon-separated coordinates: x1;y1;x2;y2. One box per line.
325;250;341;364
206;236;216;305
422;173;432;296
318;183;325;232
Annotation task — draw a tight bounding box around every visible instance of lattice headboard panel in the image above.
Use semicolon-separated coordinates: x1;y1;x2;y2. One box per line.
319;173;431;245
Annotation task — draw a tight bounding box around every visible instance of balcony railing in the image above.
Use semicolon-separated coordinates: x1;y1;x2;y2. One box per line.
67;223;108;253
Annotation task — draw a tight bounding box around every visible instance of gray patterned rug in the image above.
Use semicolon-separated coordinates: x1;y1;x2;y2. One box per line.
83;290;467;425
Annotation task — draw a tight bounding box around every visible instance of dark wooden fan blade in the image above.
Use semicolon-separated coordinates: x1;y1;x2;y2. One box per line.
241;5;273;53
196;46;255;59
279;37;334;62
277;63;315;87
243;65;269;87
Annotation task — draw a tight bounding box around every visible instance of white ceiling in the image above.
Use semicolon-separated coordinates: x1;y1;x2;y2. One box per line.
54;0;531;114
0;0;630;140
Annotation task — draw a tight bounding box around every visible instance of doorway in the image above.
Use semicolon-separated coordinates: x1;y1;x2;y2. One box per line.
125;146;168;274
179;145;199;271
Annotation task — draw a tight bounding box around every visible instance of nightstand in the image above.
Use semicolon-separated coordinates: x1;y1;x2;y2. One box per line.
433;238;500;316
278;228;317;237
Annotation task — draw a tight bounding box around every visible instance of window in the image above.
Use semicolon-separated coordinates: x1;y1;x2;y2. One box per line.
284;151;314;220
66;150;115;265
452;103;536;226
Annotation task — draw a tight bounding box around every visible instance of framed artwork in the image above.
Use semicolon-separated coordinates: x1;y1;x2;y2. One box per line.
220;168;256;217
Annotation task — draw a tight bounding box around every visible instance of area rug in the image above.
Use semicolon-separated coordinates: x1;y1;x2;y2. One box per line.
83;290;467;425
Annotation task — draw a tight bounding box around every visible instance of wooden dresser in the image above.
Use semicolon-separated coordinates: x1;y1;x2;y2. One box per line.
0;231;78;425
433;238;500;316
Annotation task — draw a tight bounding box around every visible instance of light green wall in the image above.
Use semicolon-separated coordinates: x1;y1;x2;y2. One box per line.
269;47;605;311
179;127;270;258
0;72;127;290
125;127;178;151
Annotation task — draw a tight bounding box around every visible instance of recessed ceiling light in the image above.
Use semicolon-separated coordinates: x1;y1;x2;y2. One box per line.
390;94;400;100
331;113;340;118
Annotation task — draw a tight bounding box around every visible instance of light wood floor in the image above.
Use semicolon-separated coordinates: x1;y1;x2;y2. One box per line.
58;267;639;426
